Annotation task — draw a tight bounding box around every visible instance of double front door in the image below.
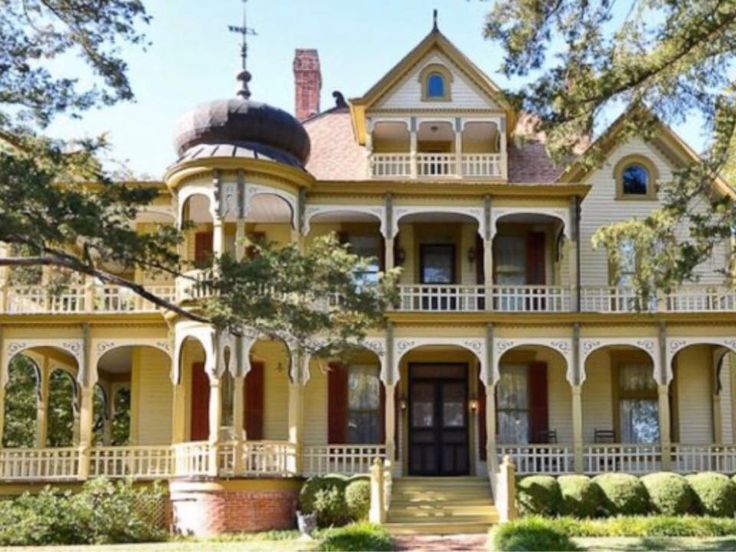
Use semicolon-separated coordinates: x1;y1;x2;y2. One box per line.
408;364;469;476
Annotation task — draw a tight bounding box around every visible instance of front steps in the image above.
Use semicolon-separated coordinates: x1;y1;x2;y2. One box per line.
385;476;498;535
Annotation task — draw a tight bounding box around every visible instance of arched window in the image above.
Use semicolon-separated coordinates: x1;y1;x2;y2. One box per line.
426;73;445;98
622;164;649;195
614;155;659;199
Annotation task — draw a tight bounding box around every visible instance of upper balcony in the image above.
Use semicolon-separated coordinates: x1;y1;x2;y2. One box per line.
368;118;507;180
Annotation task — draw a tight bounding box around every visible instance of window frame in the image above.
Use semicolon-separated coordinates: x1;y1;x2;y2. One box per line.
418;64;453;102
614;155;659;200
346;364;381;445
496;364;530;444
612;357;660;444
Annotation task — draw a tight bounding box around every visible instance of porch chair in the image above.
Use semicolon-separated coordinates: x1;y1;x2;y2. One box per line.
534;429;559;472
593;429;618;472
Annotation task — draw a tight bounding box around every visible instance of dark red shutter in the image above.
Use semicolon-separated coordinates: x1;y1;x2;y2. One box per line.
379;383;386;443
194;231;213;268
528;362;548;443
526;232;546;285
328;363;349;444
476;234;485;284
190;362;210;441
478;378;487;460
245;361;264;440
393;233;401;266
395;386;400;460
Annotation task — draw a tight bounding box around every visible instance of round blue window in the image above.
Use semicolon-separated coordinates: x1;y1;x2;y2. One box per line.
622;163;649;195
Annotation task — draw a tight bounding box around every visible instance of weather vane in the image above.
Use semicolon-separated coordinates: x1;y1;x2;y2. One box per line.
229;0;258;99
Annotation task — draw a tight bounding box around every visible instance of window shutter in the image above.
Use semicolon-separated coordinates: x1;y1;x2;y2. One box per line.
244;361;264;440
478;377;487;460
379;382;386;443
528;362;548;443
328;363;348;444
476;234;485;284
525;232;546;285
190;362;210;441
194;231;213;268
394;385;400;460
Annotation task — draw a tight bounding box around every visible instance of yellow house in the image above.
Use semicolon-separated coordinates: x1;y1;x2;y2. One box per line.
1;24;735;535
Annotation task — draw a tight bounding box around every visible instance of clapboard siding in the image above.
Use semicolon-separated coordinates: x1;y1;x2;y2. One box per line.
304;361;328;445
676;345;713;444
375;52;498;110
256;341;290;441
720;353;733;444
582;350;614;443
135;348;173;445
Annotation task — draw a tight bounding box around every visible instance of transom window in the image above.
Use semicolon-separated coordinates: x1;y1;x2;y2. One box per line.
622;164;649;195
426;73;445;98
347;365;380;444
618;363;659;444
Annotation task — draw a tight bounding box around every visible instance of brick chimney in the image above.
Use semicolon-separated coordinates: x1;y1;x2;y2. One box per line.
293;49;322;121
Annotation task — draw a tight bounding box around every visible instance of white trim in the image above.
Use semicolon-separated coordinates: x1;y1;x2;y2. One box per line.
492;207;570;238
392;337;485;383
493;338;573;385
667;338;736;379
579;337;661;385
245;184;298;230
2;339;84;386
173;321;216;384
303;205;386;237
393;206;485;238
177;185;216;229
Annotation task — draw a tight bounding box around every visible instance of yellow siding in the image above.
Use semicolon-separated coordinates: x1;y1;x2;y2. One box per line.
582;350;614;443
252;341;290;441
676;346;713;445
542;350;572;444
303;361;328;445
720;353;732;444
135;348;173;445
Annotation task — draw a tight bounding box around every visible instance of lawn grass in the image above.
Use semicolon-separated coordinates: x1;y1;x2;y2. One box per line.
575;536;736;551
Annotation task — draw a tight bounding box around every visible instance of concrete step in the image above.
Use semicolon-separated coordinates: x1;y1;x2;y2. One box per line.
385;521;494;535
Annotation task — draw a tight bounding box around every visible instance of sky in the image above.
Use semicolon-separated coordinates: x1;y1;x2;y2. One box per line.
44;0;704;178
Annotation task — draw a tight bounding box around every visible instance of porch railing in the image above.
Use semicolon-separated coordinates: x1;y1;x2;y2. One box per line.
583;444;662;474
665;286;736;313
496;445;574;474
303;444;386;476
369;152;504;178
0;447;79;481
580;286;657;313
397;285;485;312
671;444;736;473
172;441;211;477
492;285;571;312
90;445;173;479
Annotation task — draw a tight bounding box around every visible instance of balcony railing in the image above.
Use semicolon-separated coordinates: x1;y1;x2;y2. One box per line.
580;286;657;313
369;153;504;179
492;285;571;312
582;444;662;474
398;285;485;312
303;444;386;476
497;444;574;474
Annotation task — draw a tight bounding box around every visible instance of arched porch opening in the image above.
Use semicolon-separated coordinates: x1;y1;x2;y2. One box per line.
2;354;40;448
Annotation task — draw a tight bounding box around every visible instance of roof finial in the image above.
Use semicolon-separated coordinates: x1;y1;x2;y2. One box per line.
229;0;258;99
433;9;438;32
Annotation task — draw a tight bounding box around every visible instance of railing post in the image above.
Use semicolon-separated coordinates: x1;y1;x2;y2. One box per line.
369;458;386;524
84;275;95;312
77;385;94;480
497;455;517;523
233;375;245;475
207;376;222;477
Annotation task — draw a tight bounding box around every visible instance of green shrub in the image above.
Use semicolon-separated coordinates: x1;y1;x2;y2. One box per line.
640;472;693;515
317;522;392;551
592;473;650;516
344;480;371;521
299;476;349;527
521;515;736;538
557;475;602;518
686;472;736;517
493;517;580;551
0;479;166;546
517;475;561;516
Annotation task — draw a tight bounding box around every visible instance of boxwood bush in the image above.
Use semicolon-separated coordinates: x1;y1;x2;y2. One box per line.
494;517;580;551
591;473;650;516
344;479;371;521
641;472;693;515
517;475;561;516
300;474;371;527
557;475;602;518
685;472;736;517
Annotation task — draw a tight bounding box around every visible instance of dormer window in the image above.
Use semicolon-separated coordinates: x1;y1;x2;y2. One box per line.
427;73;445;98
614;155;658;199
419;64;452;101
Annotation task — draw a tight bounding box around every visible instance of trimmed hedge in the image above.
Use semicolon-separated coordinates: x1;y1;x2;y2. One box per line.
300;474;370;527
557;475;602;518
641;472;694;515
591;473;649;516
345;480;371;521
517;475;561;516
494;517;580;551
686;472;736;517
317;522;392;551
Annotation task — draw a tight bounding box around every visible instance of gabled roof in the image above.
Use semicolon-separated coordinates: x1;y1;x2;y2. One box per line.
349;27;517;145
557;107;735;197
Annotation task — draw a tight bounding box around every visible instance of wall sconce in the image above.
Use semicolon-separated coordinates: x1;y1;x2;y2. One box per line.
400;399;408;411
467;246;476;264
469;399;479;411
396;247;406;266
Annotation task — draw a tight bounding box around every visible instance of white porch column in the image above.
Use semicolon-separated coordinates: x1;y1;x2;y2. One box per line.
454;119;463;177
77;384;94;479
288;382;305;475
232;374;245;474
572;385;583;473
384;383;396;463
658;384;672;470
409;119;417;179
207;375;222;476
36;360;50;448
484;382;497;474
499;117;508;180
568;197;581;311
212;217;225;258
235;219;246;261
483;195;494;310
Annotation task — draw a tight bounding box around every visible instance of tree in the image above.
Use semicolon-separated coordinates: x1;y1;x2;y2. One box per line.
0;1;396;364
484;0;736;297
2;356;39;447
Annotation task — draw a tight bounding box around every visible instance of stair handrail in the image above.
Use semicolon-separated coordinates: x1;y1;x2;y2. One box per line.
495;454;518;523
369;457;386;524
382;459;393;516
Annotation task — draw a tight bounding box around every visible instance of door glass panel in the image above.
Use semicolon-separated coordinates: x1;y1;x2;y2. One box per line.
497;365;530;444
412;383;434;428
421;245;454;284
442;383;465;427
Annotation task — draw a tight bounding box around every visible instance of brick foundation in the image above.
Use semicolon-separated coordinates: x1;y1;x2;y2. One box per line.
169;478;301;536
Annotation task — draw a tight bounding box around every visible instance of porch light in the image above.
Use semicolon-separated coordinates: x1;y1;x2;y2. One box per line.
396;247;406;266
467;246;476;264
469;399;479;411
400;399;408;410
